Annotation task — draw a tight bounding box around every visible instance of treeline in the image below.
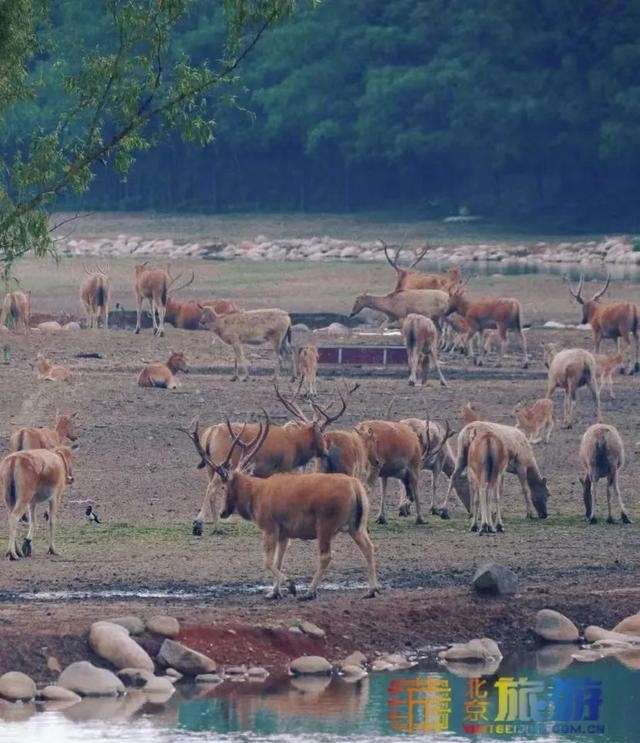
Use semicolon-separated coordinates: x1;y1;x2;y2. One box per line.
13;1;640;227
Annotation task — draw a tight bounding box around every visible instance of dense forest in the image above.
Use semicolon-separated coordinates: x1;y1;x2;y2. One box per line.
5;1;640;229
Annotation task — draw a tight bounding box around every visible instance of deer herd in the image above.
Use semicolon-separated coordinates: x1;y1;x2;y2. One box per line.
0;244;638;602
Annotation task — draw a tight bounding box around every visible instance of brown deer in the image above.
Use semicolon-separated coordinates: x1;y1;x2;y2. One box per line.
543;344;601;428
467;430;509;534
35;353;71;382
137;351;189;389
181;415;380;601
461;402;481;425
0;290;31;333
446;284;529;368
10;412;79;452
296;345;319;397
80;264;111;329
579;423;630;524
595;351;626;399
565;274;640;374
165;295;238;330
384;243;462;291
402;313;447;387
191;384;356;534
349;289;451;328
1;446;74;559
134;263;191;336
512;399;554;444
200;306;295;381
315;428;380;494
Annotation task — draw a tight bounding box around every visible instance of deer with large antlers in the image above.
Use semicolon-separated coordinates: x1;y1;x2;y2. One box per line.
349;289;451;329
80;263;111;329
565;273;639;374
191;383;358;534
383;243;462;291
134;263;192;337
181;414;380;601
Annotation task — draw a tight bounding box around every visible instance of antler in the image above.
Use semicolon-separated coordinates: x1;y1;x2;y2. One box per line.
564;273;584;305
169;270;195;294
96;262;110;276
422;419;455;462
590;273;611;302
274;382;310;423
311;382;360;431
237;411;270;472
383;242;402;273
407;244;430;270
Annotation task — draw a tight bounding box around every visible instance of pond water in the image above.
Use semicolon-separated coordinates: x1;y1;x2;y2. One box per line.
3;651;637;743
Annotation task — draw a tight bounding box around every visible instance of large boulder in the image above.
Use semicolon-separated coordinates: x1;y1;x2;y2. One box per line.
0;671;37;701
472;563;518;595
584;626;640;646
156;639;217;676
89;621;154;672
534;609;580;643
38;685;82;703
439;638;502;663
146;615;180;638
613;613;640;636
289;656;332;676
105;616;146;636
58;661;125;697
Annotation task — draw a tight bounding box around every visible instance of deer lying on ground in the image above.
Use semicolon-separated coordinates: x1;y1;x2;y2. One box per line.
446;284;529;368
512;399;554;444
164;296;239;330
461;402;481;425
10;412;79;452
80;264;110;329
200;305;295;381
137;351;189;389
595;351;626;399
543;344;601;428
191;384;355;534
383;243;462;291
467;430;509;534
401;418;470;513
182;415;380;601
579;423;631;524
296;346;319;397
565;273;639;373
0;290;30;332
349;289;451;328
441;421;550;522
35;353;71;382
1;446;74;559
402;314;447;387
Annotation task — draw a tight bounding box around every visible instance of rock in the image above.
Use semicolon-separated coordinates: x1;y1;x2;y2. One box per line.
224;665;247;677
142;675;175;695
58;661;125;697
38;685;82;703
584;626;640;646
472;563;518;595
572;649;605;663
326;322;349;337
381;653;416;670
613;613;640;636
299;621;326;640
89;621;154;672
0;671;36;701
340;665;368;680
341;651;367;668
164;668;183;680
195;674;223;685
439;638;502;663
534;609;580;643
106;616;146;635
47;656;62;674
444;658;502;678
38;321;62;331
247;667;269;679
63;322;82;331
615;649;640;671
370;660;395;672
289;656;332;676
288;626;303;634
156;639;217;676
116;668;155;688
146;615;180;638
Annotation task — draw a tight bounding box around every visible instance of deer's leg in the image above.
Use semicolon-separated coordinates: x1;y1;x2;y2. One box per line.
495;474;506;532
375;477;389;524
431;349;447;387
300;531;332;600
405;470;424;525
407;350;417;386
47;495;60;556
588;477;598;524
468;474;479;532
611;472;631;524
350;527;380;598
156;300;166;338
234;342;249;381
589;376;601;422
263;532;291;599
516;467;536;519
6;510;22;560
495;324;508;367
519;327;529;369
134;293;144;334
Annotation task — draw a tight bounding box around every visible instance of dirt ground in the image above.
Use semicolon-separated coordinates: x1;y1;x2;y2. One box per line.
1;250;640;680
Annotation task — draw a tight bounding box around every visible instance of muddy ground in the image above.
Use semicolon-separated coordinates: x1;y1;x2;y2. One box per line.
1;254;640;680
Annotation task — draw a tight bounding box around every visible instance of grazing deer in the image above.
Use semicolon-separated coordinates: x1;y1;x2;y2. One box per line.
1;446;74;559
80;264;111;329
512;399;554;444
134;263;190;336
0;290;31;333
182;416;380;601
296;346;319;396
543;344;601;428
137;351;189;389
579;423;630;524
349;289;451;328
461;402;481;425
402;314;447;387
35;353;71;382
442;421;550;521
200;306;295;381
384;243;462;291
565;274;640;373
191;384;356;534
10;412;79;452
595;351;626;399
401;418;469;514
467;430;509;534
165;295;238;330
446;284;529;368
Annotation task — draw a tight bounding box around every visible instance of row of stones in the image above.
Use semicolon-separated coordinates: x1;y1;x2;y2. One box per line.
59;234;639;265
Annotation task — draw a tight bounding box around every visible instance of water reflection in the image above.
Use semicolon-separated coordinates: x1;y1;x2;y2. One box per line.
0;651;638;743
